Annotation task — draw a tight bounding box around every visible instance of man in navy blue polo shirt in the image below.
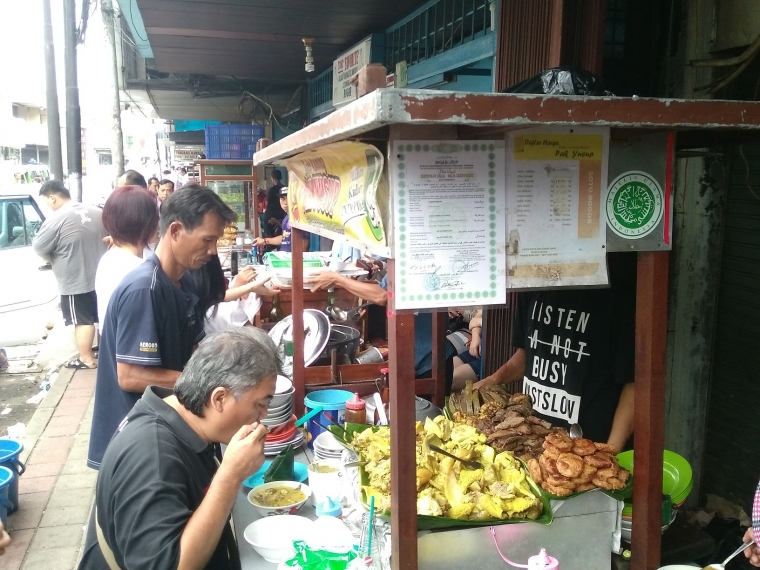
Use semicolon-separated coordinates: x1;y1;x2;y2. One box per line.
87;184;237;470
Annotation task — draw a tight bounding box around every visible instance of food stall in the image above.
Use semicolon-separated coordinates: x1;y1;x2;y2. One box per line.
243;88;760;570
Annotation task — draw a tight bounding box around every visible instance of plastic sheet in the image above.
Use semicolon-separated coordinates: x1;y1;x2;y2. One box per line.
282;540;357;570
502;67;614;96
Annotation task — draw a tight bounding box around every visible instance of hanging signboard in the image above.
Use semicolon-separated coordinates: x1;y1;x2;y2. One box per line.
286;141;390;257
391;141;507;310
173;146;204;163
332;37;373;107
606;132;673;251
506;126;610;289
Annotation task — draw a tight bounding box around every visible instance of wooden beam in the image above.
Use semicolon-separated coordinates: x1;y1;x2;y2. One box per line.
631;251;669;570
431;311;447;408
387;258;418;570
291;227;306;417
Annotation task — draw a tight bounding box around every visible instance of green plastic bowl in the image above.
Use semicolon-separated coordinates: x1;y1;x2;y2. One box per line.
616;450;693;503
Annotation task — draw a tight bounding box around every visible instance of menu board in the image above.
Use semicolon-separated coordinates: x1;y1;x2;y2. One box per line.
506;127;610;289
391;141;507;310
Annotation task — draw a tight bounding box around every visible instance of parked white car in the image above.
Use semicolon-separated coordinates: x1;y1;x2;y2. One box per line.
0;194;58;346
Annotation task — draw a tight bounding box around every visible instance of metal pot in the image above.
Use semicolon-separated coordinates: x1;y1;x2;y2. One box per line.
313;324;361;366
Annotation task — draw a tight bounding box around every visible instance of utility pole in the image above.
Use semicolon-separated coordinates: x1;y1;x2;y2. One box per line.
63;0;83;200
101;0;125;176
42;0;63;180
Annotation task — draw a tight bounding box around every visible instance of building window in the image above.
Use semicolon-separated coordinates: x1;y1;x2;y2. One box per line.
98;153;113;166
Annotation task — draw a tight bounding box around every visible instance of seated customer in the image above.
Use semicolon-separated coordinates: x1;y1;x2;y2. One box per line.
452;309;482;391
78;328;279;570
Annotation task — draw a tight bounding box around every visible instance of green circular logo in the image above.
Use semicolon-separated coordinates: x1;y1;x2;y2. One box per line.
606;171;663;239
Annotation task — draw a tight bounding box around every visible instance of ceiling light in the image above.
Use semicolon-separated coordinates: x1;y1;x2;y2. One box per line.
303;38;315;73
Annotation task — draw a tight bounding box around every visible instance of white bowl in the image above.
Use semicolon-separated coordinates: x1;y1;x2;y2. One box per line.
262;410;293;424
326;259;349;271
247;481;312;518
243;515;314;563
275;375;293;394
270;387;295;408
267;400;293;415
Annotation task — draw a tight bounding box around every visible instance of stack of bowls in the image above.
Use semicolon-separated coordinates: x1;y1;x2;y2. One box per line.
617;449;693;543
263;376;303;455
312;431;344;461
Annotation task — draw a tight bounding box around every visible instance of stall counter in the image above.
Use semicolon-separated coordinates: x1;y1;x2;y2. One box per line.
231;445;621;570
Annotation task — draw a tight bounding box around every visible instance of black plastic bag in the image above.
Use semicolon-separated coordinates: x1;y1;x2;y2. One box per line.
502;66;614;96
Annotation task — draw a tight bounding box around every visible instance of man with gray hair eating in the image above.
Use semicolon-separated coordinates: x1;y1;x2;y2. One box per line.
78;327;281;570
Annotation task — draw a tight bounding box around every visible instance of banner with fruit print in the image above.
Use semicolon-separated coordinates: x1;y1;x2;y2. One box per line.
286;141;390;256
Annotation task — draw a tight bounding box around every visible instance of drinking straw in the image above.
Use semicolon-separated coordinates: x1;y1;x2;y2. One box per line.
367;496;375;558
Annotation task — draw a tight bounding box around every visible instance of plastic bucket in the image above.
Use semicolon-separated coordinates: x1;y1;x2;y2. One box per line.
304;390;353;449
0;439;24;514
0;466;14;527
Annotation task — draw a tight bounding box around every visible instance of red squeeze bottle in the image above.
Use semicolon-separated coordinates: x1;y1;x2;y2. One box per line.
345;393;366;425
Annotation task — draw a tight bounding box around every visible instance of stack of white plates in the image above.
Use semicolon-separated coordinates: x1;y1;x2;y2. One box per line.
262;376;303;455
313;431;344;461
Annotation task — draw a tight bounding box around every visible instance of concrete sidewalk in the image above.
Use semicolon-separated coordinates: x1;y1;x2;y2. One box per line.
4;366;97;570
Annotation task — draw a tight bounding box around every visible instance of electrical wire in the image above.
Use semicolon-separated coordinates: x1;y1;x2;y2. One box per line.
127;0;148;42
738;145;760;203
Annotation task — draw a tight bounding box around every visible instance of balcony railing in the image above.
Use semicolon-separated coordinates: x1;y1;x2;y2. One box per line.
385;0;493;70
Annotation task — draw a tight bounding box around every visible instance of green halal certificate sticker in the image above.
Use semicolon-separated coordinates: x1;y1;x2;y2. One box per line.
606;171;663;239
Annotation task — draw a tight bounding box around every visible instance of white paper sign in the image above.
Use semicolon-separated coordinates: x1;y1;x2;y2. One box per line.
506;127;610;289
391;141;507;310
332;38;372;107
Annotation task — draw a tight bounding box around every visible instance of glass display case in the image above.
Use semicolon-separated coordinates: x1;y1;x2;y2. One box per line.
195;159;254;232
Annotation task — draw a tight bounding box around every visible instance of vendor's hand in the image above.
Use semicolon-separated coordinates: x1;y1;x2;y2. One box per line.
473;374;499;391
252;237;266;247
232;266;255;287
744;528;760;566
304;271;340;292
221;423;268;483
0;520;10;555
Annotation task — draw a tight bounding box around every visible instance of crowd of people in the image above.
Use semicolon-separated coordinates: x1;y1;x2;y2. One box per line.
5;167;758;569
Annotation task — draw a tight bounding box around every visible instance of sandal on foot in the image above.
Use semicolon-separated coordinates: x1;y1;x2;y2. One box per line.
65;358;97;370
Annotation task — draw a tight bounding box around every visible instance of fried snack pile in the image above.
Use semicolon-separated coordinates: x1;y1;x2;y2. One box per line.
450;387;564;462
352;417;543;521
528;432;630;497
218;223;238;246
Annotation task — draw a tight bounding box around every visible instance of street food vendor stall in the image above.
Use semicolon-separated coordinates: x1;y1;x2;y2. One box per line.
241;88;760;570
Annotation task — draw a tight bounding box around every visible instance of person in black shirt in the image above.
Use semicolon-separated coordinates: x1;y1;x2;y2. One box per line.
79;328;280;570
474;254;636;450
263;168;286;238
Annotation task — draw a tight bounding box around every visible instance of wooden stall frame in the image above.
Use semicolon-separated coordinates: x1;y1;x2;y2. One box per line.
254;89;760;570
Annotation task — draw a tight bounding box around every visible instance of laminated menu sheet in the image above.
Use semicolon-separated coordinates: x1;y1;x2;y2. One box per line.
506;127;610;289
391;141;507;310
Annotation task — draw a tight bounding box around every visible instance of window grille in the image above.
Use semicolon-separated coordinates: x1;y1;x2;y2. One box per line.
308;67;334;112
385;0;493;70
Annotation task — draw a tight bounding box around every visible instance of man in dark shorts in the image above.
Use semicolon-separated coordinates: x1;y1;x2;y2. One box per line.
87;184;237;470
33;180;106;369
